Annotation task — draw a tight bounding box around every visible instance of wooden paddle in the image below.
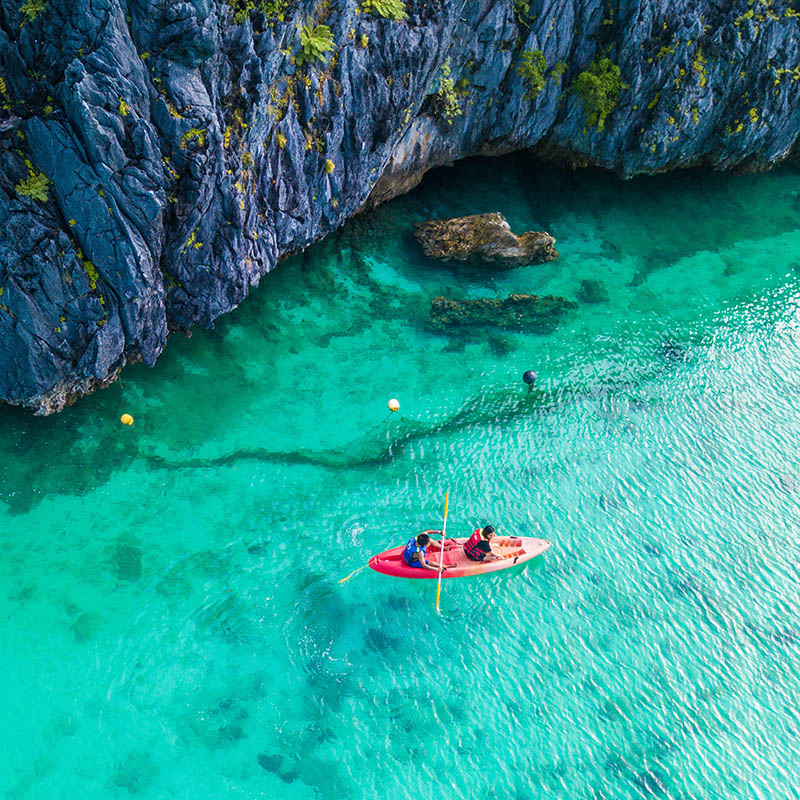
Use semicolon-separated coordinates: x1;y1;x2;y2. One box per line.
435;491;450;612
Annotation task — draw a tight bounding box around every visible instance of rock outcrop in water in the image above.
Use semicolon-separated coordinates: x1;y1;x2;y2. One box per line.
1;0;799;411
429;293;577;333
415;212;558;267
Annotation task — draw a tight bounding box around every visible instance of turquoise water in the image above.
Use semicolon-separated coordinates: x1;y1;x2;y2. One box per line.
3;155;800;798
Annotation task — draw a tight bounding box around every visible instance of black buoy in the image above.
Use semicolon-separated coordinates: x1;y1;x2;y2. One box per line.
523;370;537;393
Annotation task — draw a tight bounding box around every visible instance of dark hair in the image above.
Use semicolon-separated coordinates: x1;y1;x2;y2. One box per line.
482;525;495;537
417;533;431;546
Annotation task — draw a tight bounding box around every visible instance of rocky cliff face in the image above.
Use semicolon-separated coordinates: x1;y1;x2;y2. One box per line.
1;0;798;412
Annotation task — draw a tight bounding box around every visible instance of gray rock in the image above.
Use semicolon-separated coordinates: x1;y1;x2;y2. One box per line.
415;212;558;267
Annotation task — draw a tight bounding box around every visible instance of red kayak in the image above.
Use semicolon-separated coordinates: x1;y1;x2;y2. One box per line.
368;536;551;579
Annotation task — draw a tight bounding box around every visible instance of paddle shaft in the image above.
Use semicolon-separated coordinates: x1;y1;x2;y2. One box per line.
435;491;449;611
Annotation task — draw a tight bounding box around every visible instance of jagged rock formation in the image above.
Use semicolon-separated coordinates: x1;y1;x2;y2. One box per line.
1;0;799;411
429;293;577;333
415;212;558;266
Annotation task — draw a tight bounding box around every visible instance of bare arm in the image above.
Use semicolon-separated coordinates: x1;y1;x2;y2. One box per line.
420;530;448;553
413;551;449;571
483;544;502;561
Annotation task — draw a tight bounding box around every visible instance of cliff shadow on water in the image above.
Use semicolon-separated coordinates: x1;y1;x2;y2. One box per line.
1;152;799;515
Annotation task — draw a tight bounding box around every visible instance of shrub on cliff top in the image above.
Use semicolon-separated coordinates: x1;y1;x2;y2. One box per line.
572;58;626;131
362;0;407;21
517;49;547;100
297;21;335;67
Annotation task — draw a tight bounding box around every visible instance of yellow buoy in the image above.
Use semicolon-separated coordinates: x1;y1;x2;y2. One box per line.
120;413;134;426
388;398;400;412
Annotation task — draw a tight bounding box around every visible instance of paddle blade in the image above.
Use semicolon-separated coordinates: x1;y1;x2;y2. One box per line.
435;580;442;610
443;490;449;521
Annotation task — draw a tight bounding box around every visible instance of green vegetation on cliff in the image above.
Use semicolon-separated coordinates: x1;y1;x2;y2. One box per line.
15;169;50;202
180;128;207;149
573;57;626;131
227;0;288;24
20;0;47;23
518;49;547;100
297;21;335;67
362;0;407;21
514;0;535;26
517;50;569;101
434;58;462;125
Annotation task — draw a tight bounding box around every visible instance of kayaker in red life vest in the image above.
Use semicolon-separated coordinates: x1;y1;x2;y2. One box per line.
402;531;451;572
464;525;502;562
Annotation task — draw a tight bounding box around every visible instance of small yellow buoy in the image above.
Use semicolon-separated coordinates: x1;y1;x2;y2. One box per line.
120;413;134;426
388;398;400;412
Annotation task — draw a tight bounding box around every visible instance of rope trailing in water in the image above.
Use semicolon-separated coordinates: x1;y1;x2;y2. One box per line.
362;411;394;437
397;414;430;429
435;490;450;612
338;563;369;584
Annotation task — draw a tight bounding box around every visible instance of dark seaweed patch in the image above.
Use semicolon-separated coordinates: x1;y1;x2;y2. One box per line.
113;541;143;581
257;752;283;773
365;627;402;652
577;278;609;304
70;611;100;642
108;751;159;795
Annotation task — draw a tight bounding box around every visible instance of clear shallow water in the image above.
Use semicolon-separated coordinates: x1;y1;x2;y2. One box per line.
2;156;800;799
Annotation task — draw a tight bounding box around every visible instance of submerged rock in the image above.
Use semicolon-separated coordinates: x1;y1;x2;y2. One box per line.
660;340;688;363
364;627;402;652
577;279;610;304
414;212;558;267
257;752;283;774
70;611;100;643
113;540;143;581
109;751;160;796
429;293;577;334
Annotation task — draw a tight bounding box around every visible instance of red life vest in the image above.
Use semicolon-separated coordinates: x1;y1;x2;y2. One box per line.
464;529;485;560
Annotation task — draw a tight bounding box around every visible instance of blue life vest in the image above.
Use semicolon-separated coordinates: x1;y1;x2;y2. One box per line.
402;537;427;568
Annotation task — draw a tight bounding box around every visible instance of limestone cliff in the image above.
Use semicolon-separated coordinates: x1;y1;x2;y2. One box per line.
0;0;797;411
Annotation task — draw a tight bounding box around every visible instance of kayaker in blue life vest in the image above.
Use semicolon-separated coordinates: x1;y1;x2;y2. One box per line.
402;531;451;571
464;525;502;562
